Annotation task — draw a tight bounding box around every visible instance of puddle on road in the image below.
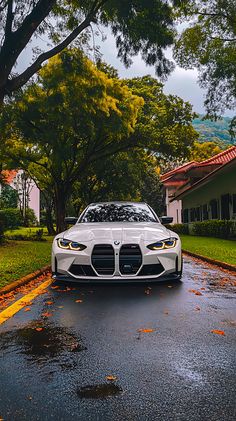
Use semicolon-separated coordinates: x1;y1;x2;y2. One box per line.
77;383;122;399
0;321;86;366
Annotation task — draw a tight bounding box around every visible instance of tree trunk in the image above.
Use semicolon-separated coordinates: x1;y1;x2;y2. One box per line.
46;207;56;235
54;187;69;233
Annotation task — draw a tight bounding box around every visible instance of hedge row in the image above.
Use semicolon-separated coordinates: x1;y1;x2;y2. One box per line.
167;220;235;239
0;208;37;242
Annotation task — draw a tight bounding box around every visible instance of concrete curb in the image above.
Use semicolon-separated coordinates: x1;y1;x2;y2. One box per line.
0;265;51;295
183;250;236;273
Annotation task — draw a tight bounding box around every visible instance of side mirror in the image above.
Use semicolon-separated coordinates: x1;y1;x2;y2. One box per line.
160;216;173;225
64;217;78;225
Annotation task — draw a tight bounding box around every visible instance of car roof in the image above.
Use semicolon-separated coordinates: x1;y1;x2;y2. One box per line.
88;201;148;206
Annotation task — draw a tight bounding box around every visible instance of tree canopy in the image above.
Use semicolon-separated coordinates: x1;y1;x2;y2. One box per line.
1;49;197;231
174;0;236;134
0;0;186;103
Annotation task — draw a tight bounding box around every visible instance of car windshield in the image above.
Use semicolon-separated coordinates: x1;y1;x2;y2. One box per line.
80;203;157;223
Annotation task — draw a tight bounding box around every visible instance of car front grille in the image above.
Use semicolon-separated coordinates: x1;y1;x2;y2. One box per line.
119;244;142;275
69;264;97;277
91;244;115;275
138;263;164;276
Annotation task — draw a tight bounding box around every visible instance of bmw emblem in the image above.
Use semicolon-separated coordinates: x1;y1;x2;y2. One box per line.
114;240;120;246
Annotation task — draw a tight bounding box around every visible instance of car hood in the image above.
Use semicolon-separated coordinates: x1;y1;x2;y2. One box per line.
61;222;175;243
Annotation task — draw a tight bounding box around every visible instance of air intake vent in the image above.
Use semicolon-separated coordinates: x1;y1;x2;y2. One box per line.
119;244;142;275
92;244;115;275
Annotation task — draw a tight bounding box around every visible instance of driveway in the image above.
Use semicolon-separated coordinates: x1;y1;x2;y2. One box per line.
0;256;236;421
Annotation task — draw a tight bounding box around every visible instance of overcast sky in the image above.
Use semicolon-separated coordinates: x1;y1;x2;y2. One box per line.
17;27;233;118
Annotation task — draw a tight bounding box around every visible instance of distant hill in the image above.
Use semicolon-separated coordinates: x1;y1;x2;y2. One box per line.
192;115;234;146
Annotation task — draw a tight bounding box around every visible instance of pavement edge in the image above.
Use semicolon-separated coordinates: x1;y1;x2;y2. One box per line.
0;265;51;295
183;250;236;273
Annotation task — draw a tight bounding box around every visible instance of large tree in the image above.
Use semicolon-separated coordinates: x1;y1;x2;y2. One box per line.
174;0;236;134
1;51;197;232
0;0;186;103
0;49;143;231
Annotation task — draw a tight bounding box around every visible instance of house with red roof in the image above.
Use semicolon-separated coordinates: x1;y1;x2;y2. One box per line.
161;146;236;223
0;170;40;222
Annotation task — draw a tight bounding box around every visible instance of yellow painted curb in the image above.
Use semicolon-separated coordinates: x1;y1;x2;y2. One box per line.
0;277;53;325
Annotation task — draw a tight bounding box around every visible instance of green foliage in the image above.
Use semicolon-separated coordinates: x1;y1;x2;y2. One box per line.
126;76;198;159
192;115;233;145
1;49;143;232
24;208;37;227
0;213;4;243
175;0;236;123
0;184;18;208
166;223;189;235
0;0;188;102
192;220;235;239
189;141;223;162
0;208;22;229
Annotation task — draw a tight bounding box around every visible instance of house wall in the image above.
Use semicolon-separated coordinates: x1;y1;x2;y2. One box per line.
182;165;236;222
165;186;182;223
29;184;40;222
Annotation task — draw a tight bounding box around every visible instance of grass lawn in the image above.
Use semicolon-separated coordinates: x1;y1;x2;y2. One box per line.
0;237;53;288
5;226;50;239
181;235;236;266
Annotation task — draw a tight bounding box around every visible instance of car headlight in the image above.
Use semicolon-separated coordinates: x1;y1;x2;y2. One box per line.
147;237;177;250
57;238;87;251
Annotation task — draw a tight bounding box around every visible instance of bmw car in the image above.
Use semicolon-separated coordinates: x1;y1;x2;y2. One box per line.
52;202;182;283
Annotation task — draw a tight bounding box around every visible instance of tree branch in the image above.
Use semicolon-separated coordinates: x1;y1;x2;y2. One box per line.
5;0;14;37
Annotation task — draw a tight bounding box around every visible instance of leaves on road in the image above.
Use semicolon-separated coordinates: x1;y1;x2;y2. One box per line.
35;327;43;332
211;329;225;336
75;300;83;303
137;328;155;333
41;312;52;318
46;301;53;305
106;375;118;381
24;307;31;312
188;289;203;296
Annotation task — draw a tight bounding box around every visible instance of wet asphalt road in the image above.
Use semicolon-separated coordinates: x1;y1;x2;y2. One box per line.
0;257;236;421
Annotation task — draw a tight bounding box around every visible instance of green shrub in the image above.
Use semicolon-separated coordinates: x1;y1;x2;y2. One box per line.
0;213;4;243
6;228;45;242
0;208;22;229
24;208;37;227
192;220;235;239
165;223;189;235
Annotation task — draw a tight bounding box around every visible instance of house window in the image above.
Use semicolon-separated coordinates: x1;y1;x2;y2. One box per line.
232;194;236;214
195;207;201;221
221;194;230;220
183;209;189;223
210;199;218;219
190;208;195;222
202;204;208;220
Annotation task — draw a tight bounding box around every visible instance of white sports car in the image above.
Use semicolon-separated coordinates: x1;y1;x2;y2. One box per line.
52;202;182;283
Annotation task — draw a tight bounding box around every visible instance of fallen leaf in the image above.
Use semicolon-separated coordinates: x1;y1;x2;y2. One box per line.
35;327;43;332
164;310;169;315
46;301;53;305
167;285;173;288
137;328;155;333
41;312;52;318
51;285;60;289
211;329;225;336
57;306;64;308
200;287;206;291
188;289;203;296
106;375;117;381
24;307;31;312
75;299;83;303
145;289;150;295
195;306;201;311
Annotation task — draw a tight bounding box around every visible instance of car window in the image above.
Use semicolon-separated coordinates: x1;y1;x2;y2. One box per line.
80;203;158;223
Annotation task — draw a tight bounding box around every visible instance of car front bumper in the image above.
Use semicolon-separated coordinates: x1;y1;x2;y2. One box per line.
52;240;182;282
